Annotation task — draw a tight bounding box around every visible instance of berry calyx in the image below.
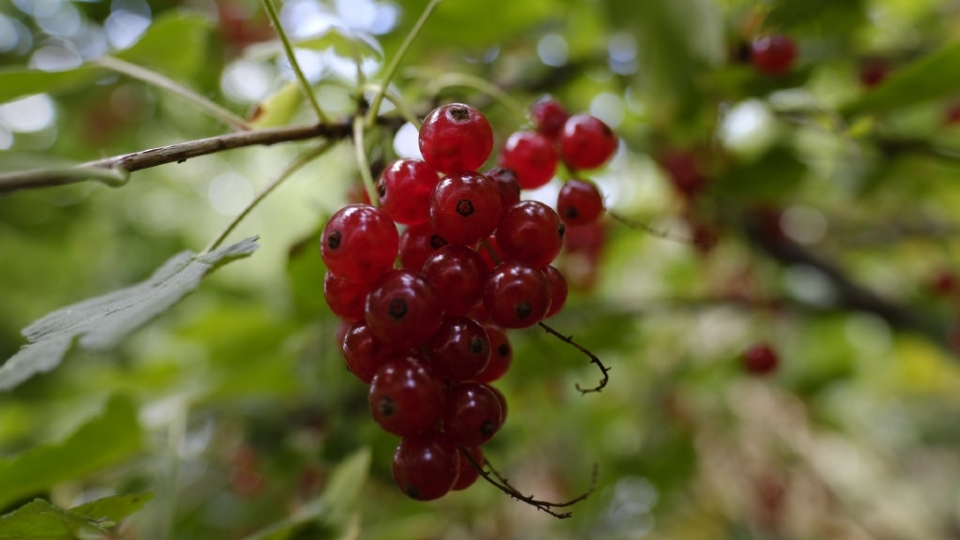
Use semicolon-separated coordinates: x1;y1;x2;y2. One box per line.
320;204;399;284
750;35;796;75
419;103;494;174
558;114;618;171
392;431;460;500
557;179;605;226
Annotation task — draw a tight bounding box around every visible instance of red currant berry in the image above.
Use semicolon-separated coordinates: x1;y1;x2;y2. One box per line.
392;431;460;500
498;130;558;190
342;320;399;384
452;445;484;491
474;325;512;383
929;269;958;296
426;317;490;381
659;150;707;200
543;265;568;318
430;171;502;245
488;384;507;424
324;271;373;322
483;261;552;329
370;355;445;436
529;95;570;140
398;222;448;271
321;204;399;284
378;158;440;226
422;245;489;316
558;114;618;171
496;201;565;267
557;179;604;226
750;35;796;75
442;382;503;446
419;103;494;174
365;270;444;349
483;167;522;210
742;342;779;375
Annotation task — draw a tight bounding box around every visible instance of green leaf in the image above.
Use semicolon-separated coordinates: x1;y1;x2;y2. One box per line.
0;66;105;105
243;448;371;540
764;0;866;36
296;27;383;60
0;499;106;540
69;491;154;525
252;81;305;128
711;146;807;202
0;396;142;510
0;237;260;391
115;12;212;79
844;43;960;116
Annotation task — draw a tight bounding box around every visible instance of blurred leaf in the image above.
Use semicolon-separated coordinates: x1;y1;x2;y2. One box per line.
711;146;806;201
296;27;383;60
287;227;329;320
115;12;213;79
0;237;260;391
765;0;866;36
0;396;142;510
252;81;305;128
69;491;154;524
243;447;371;540
0;499;107;540
845;43;960;116
0;67;105;105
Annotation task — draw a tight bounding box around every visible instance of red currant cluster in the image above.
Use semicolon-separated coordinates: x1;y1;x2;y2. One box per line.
320;100;616;502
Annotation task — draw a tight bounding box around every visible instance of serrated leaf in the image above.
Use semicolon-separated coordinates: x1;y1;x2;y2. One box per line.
0;237;260;391
844;43;960;116
0;66;105;105
114;12;212;79
0;396;142;510
70;491;154;525
243;448;370;540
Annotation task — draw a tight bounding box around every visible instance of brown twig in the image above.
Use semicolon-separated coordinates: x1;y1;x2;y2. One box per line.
460;446;598;519
538;322;610;394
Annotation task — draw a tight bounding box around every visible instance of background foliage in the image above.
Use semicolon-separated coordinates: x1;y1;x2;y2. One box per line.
2;0;960;538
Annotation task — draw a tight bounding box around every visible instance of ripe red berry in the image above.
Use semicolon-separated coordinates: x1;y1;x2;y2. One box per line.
498;130;558;190
323;271;373;322
659;150;707;199
421;245;489;316
529;95;570;140
392;431;460;500
377;158;440;226
342;320;399;384
483;167;522;210
369;355;445;436
483;261;552;329
452;445;484;491
419;103;494;174
430;171;502;245
750;35;796;75
474;325;512;383
441;382;503;446
742;342;779;375
496;201;565;268
365;270;444;349
543;265;568;318
557;179;604;226
558;114;618;171
426;316;491;381
320;204;399;284
398;222;448;271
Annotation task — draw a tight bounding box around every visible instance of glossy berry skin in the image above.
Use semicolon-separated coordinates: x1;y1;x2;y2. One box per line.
430;171;502;245
557;179;604;226
378;158;440;226
452;445;484;491
369;356;445;437
496;201;565;267
419;103;494;174
498;130;558;190
488;385;507;423
483;167;522;210
543;265;569;318
483;261;552;329
529;95;570;140
442;382;503;446
321;204;399;284
474;325;512;383
398;222;447;271
365;270;444;349
392;431;460;501
559;114;618;171
426;317;491;381
422;245;489;316
323;271;372;322
342;320;398;384
750;35;796;75
742;342;779;375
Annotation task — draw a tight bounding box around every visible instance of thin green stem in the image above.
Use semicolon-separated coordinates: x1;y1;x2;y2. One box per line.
365;0;444;127
97;56;252;131
409;69;527;121
261;0;329;125
203;140;335;254
361;83;421;129
353;114;380;206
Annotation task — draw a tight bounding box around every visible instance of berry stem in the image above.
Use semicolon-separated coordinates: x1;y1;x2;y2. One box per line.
360;83;422;129
608;210;706;247
202;139;335;254
411;69;528;122
365;0;445;128
261;0;330;125
538;322;610;394
353;114;381;206
96;56;253;132
460;446;598;519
